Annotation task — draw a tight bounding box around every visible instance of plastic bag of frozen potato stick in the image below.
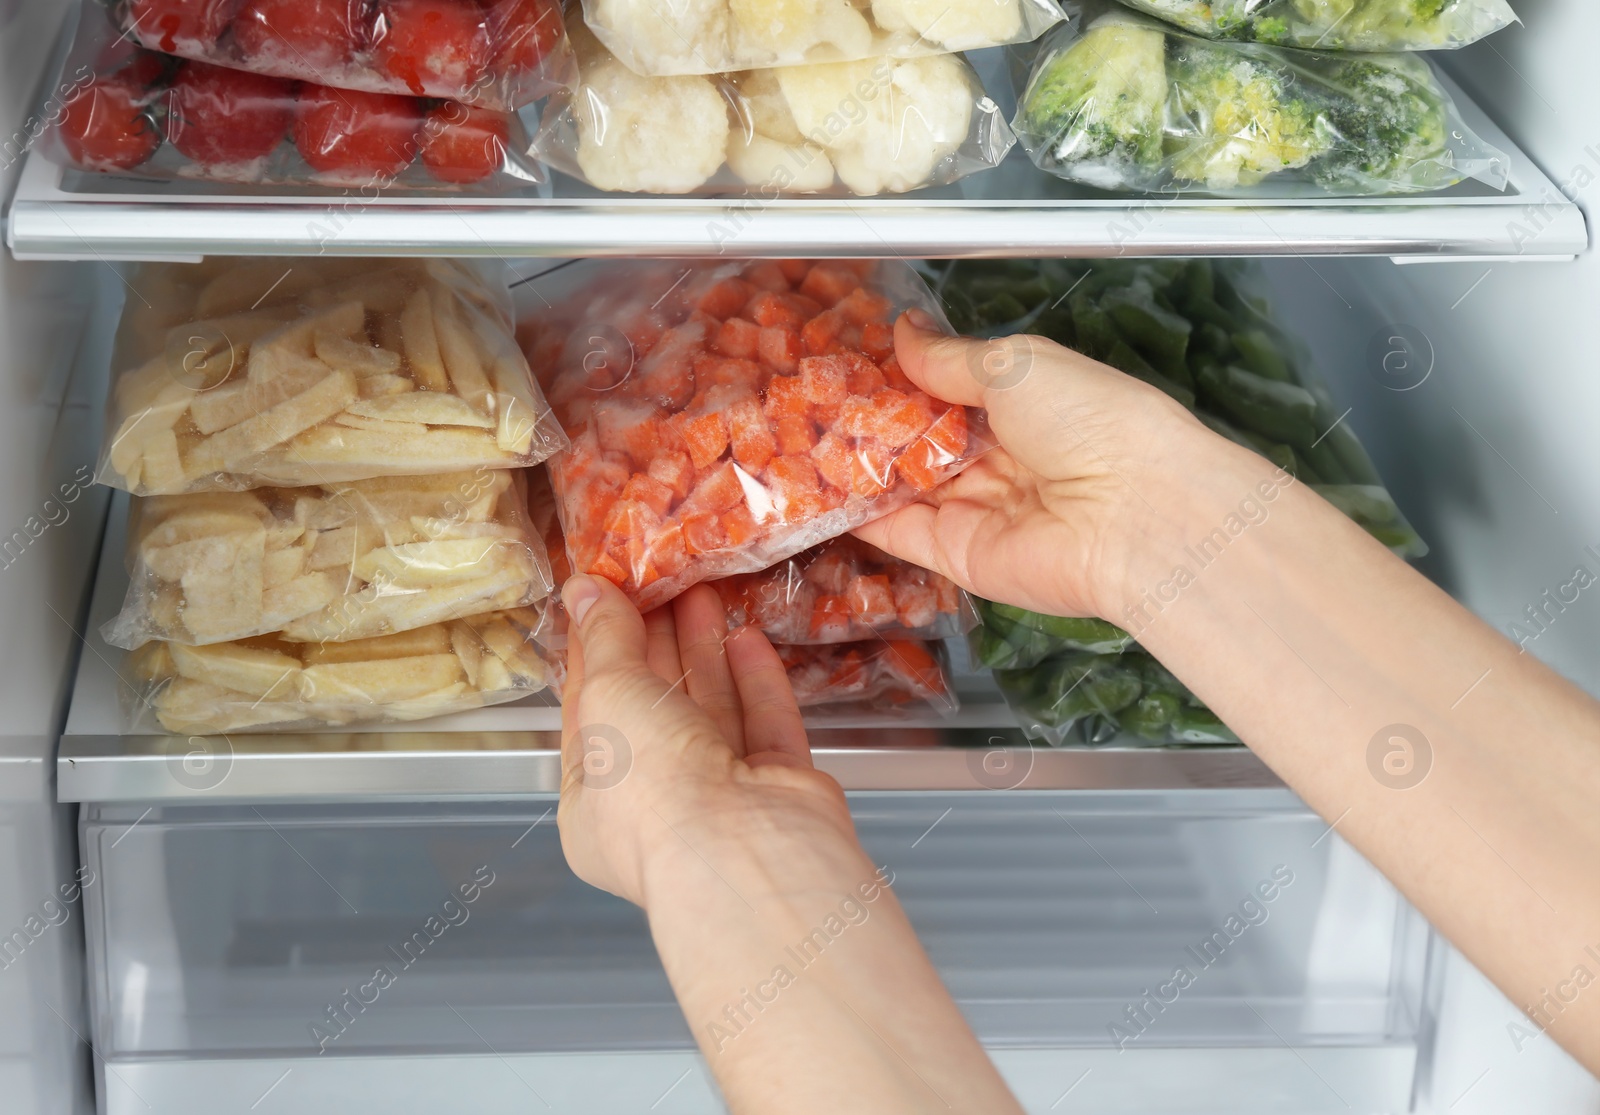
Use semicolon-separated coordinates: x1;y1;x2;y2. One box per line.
99;257;566;495
126;609;553;734
582;0;1063;75
533;19;1014;195
102;471;552;650
519;258;993;612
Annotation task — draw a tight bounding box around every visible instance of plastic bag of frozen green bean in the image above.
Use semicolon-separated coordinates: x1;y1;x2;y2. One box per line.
937;256;1425;744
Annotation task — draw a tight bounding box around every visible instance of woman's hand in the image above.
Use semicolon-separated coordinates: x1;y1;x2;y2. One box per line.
556;575;855;909
856;311;1274;626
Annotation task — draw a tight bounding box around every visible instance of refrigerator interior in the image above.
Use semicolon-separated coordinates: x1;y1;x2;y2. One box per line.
2;0;1598;1109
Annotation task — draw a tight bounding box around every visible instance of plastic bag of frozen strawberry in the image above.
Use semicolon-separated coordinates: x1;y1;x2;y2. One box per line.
519;259;993;612
779;639;957;715
118;0;573;111
711;535;976;645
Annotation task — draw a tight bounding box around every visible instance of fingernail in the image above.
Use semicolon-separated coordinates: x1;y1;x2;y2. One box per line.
563;575;602;627
905;308;940;331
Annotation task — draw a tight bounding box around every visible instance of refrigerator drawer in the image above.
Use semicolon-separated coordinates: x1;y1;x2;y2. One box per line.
81;796;1430;1113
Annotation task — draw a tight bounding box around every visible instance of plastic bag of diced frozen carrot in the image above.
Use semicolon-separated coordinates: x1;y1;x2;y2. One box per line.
710;535;974;644
778;639;956;714
518;258;992;612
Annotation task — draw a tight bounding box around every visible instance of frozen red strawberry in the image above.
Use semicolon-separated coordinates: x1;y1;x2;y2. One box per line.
522;259;989;610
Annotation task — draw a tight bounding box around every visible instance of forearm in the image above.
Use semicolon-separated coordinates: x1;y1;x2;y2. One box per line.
1122;427;1600;1068
643;805;1021;1114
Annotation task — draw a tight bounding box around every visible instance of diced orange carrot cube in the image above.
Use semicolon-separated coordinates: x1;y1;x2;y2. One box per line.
814;401;842;428
861;320;894;361
677;410;729;470
721;505;760;546
681;512;727;555
728;398;777;472
796;355;848;405
774;414;817;456
693;354;765;390
810;431;853;492
765;455;824;522
603;498;661;540
644;520;689;581
714;317;761;358
846;574;896;626
748;291;806;331
881;353;915;393
798;264;860;308
828;647;867;690
883;638;943;692
697;277;753;319
837;389;930;448
801;310;842;356
683;461;745;514
758;326;802;373
893;440;942;492
809;594;853;641
922;405;969;460
777;260;812;285
851;441;895;497
620;473;676;517
586;548;628;586
597;402;664;464
836;286;893;326
744;262;790;293
647;450;695;501
763;373;809;421
892;578;939;630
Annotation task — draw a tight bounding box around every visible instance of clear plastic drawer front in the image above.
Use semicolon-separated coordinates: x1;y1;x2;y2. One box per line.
82;795;1429;1113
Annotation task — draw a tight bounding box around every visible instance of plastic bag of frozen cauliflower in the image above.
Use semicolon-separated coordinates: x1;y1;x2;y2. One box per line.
536;21;1015;195
582;0;1063;75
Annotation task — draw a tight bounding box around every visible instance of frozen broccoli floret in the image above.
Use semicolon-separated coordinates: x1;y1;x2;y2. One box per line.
1307;53;1451;191
1166;41;1330;188
870;0;1023;51
1015;21;1168;181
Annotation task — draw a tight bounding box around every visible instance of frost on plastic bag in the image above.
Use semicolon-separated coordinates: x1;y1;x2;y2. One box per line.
52;9;543;190
935;258;1427;559
780;639;956;714
126;608;553;734
583;0;1062;75
98;257;566;495
1011;1;1508;196
532;20;1014;195
520;258;993;612
712;535;973;644
115;0;573;110
995;646;1236;746
1113;0;1517;52
102;471;552;650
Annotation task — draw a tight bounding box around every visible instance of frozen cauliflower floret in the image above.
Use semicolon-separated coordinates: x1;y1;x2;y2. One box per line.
588;0;731;73
734;69;808;145
727;132;837;190
729;0;874;63
869;0;1023;50
778;54;973;194
574;52;730;192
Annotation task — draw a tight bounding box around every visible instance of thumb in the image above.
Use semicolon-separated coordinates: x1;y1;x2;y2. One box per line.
894;311;1047;408
562;574;649;679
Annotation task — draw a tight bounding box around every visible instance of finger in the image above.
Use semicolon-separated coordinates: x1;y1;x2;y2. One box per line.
852;501;947;579
673;584;746;756
893;311;990;408
726;626;812;768
562;574;650;681
642;604;683;684
559;618;586;789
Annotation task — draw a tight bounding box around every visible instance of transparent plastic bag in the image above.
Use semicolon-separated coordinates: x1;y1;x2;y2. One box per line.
52;8;544;190
968;598;1132;670
1012;1;1508;196
995;646;1237;745
115;0;573;110
126;608;553;733
582;0;1062;75
934;257;1427;559
102;471;552;650
520;258;994;612
1113;0;1517;52
532;20;1014;195
779;639;957;714
712;535;974;644
98;257;566;494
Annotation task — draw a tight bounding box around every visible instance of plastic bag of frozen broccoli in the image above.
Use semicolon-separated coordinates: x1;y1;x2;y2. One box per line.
1011;0;1508;196
936;257;1426;744
1114;0;1517;52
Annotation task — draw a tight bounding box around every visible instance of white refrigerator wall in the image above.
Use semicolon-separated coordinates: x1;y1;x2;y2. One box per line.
0;0;108;1110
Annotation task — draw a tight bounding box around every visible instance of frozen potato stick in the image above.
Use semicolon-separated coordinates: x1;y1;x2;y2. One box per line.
434;298;496;415
400;288;450;391
141;430;185;494
346;392;496;427
188;359;328;435
263;545;309;589
184;370;359;481
261;571;341;628
315;331;403;377
247;302;364;382
298;653;465;703
358;373;416;398
352;538;522;589
154;677;306;733
384;682;473;719
176;530;266;642
283;425;513;472
169;641;303;699
302;624;454;664
334;414;432;438
277;562;533;642
108;380;191;480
